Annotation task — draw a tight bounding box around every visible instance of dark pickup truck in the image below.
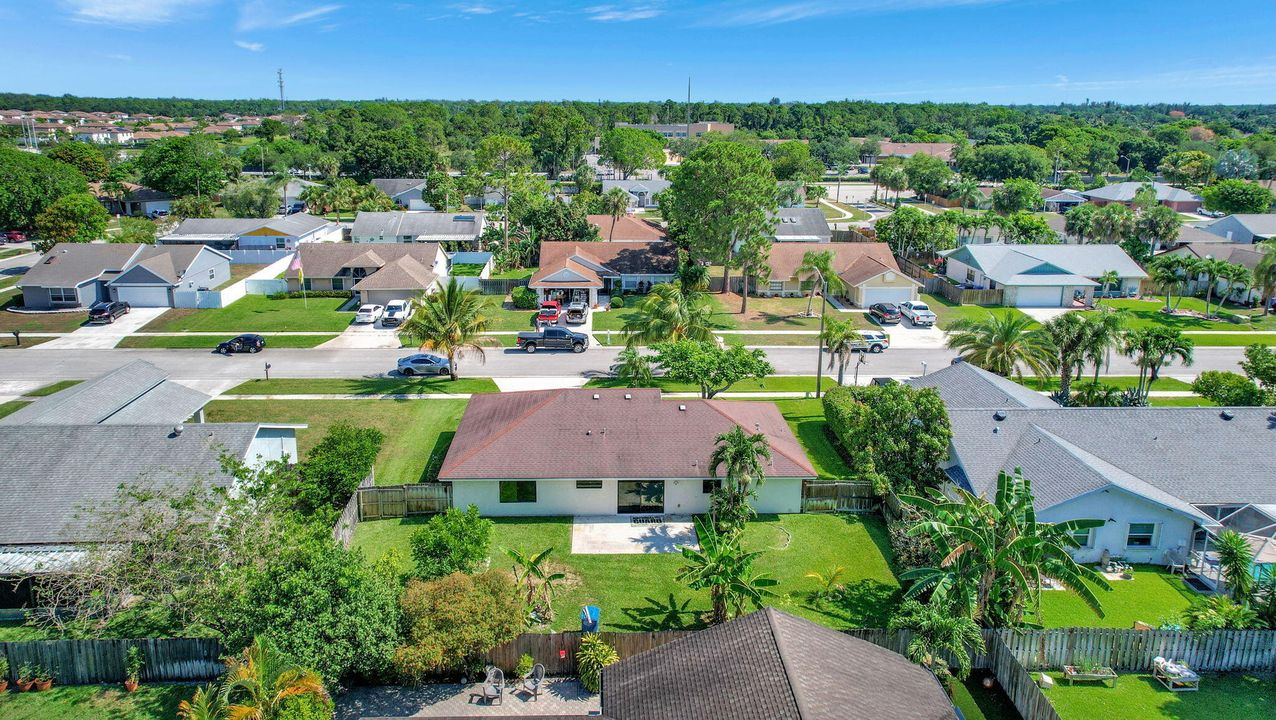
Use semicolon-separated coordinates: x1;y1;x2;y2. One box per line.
516;326;589;353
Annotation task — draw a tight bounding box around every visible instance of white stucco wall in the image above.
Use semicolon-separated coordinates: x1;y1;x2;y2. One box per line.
1040;487;1198;565
246;427;300;467
450;477;804;516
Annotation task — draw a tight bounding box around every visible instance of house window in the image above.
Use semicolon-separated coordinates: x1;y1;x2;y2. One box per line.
575;480;602;490
302;278;312;291
49;287;77;303
768;280;785;292
331;278;344;291
208;268;215;280
499;481;537;503
1126;523;1158;548
1071;528;1094;548
965;268;976;283
275;238;287;249
703;479;720;494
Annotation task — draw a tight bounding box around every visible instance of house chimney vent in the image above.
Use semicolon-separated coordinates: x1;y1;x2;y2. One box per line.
172;424;184;436
1220;410;1235;421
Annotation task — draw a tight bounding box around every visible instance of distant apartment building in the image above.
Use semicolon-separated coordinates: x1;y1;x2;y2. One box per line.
614;121;735;139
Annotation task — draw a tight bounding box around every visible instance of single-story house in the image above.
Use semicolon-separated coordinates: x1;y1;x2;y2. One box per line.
0;360;211;427
1157;243;1266;302
749;242;921;307
1079;182;1203;213
769;207;831;243
91;181;174;217
73;126;133;144
285;242;445;305
867;141;957;165
907;362;1273;586
438;388;816;517
18;243;231;309
1198;214;1276;244
587;214;667;242
613;121;735;139
599;608;958;720
352;211;486;245
601;179;671;209
1042;187;1087;213
371;178;429;210
942;243;1146;307
530;241;678;306
159;214;340;251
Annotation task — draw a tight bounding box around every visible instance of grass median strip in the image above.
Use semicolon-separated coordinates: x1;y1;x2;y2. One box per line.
117;334;338;349
0;400;31;420
583;376;821;393
1185;333;1276;346
223;377;499;395
26;380;83;397
140;296;353;333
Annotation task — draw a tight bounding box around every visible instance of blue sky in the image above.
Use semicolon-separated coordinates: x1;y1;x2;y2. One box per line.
8;1;1276;104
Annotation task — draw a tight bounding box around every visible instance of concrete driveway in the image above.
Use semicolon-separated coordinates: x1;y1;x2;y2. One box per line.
319;319;400;349
878;319;947;349
33;307;168;350
1020;307;1078;323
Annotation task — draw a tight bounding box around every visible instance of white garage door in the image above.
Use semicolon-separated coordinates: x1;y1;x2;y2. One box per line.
113;286;171;307
860;286;917;307
1015;286;1064;307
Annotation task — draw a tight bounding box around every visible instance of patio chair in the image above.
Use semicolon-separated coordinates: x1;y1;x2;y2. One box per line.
482;667;504;705
520;663;545;701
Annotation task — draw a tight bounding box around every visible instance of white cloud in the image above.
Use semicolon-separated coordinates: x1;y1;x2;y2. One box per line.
235;39;266;51
586;4;662;22
702;0;1012;27
456;4;496;14
60;0;212;27
236;1;342;32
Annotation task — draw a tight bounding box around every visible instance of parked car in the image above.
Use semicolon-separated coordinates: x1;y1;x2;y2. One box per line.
279;201;306;215
148;210;169;219
87;300;130;324
4;230;26;243
354;304;385;324
564;301;588;324
382;299;413;327
396;353;450;376
217;334;265;354
869;303;902;324
899;300;937;327
516;326;589;353
856;330;890;353
538;300;562;324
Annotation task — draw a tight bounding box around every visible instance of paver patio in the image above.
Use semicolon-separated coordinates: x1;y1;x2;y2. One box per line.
571;515;698;554
336;679;598;719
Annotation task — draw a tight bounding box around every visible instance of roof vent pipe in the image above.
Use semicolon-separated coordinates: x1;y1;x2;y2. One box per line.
1220;410;1235;421
678;404;686;411
172;424;184;436
993;410;1007;421
593;394;600;400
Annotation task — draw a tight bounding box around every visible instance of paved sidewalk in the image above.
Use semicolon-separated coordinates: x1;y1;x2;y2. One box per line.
494;377;589;392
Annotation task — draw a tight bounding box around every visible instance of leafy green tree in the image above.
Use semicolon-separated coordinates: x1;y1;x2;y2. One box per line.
663;141;777;293
34;192;109;252
957;144;1050;182
1158;150;1214;186
114;216;158;245
677;517;776;623
505;546;567;622
0;147;89;229
422;170;459;212
410;505;493;580
990;178;1040;215
946;313;1056;381
623;283;718;346
1216;149;1259;180
398;279;496;381
651;340;773;399
296;424;383;514
1191;371;1268;406
769;141;823;181
221;180;279;218
676;261;710;295
708;425;772;533
475;134;533;247
253;118;288;142
139;134;229;197
45;141;109;181
903;152;953;198
526;104;593;179
1121;327;1194;401
598;127;666;180
875;205;929;256
520;196;599;242
613;348;655;388
1183;596;1261;630
1063;203;1097;243
394;571;525;678
1240;344;1276;393
902;469;1109;627
950;178;983;211
172;195;216;219
822;383;951;494
1000;212;1057;244
888;599;985;689
1202;179;1274;214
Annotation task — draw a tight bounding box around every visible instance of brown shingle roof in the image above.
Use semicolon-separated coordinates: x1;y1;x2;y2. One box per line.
586;214;667;242
288;243;443;287
530;241;677;288
351;255;439;291
438;389;816;481
763;242;916;288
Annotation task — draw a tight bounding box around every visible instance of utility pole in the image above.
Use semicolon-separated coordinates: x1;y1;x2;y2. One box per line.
277;68;286;113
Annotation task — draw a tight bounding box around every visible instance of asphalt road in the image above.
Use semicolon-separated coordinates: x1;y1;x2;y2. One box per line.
0;345;1245;391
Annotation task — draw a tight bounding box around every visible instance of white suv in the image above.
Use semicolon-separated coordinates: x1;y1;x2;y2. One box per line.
354;304;385;324
856;330;890;353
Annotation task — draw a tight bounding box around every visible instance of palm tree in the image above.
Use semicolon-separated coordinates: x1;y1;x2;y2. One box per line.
798;250;848;317
677;517;776;624
1041;313;1091;401
219;637;328;720
1094;270;1120;305
398;278;497;381
1121;327;1195;401
902;469;1109;627
946;313;1057;381
505;547;568;621
675;261;710;295
1196;257;1230;318
1218;263;1252;314
1080;309;1126;384
1213;530;1257;603
613;348;655;388
821;317;864;386
1148;260;1185;313
888;599;985;689
708;425;772;532
1063;204;1097;244
1072;380;1122;407
1254;240;1276;316
602;187;630;241
178;685;226;720
622;283;717;346
951;179;982;212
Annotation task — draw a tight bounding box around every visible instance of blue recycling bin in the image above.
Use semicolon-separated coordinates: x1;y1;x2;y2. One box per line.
580;605;600;632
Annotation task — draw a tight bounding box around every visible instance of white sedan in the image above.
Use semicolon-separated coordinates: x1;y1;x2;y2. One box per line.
354;304;385;324
899;300;937;327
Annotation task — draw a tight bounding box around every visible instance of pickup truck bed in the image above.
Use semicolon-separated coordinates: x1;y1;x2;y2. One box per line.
516;326;589;353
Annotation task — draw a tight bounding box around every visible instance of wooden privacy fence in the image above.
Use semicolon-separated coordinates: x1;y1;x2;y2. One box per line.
332;470;376;548
987;631;1062;720
1;638;224;686
486;631;691;676
802;481;878;513
932;279;1003;306
357;483;451;521
1001;627;1276;673
830;228;876;243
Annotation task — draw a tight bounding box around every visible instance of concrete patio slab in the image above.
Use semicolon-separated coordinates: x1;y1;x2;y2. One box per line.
337;679;598;719
571;515;698;555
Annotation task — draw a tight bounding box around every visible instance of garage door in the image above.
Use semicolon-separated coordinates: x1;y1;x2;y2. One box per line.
860;287;917;307
1014;286;1064;307
113;286;171;307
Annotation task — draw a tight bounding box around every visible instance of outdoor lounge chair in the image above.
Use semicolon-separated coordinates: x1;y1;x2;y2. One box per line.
1153;657;1200;692
482;667;504;705
520;663;545;701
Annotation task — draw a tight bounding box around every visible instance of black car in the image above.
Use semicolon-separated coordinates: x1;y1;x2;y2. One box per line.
88;300;130;324
217;334;266;354
868;302;902;324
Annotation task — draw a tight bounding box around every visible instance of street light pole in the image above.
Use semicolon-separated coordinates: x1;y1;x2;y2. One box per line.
813;268;827;398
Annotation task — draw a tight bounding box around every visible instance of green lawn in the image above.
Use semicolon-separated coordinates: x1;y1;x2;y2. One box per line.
26;380;83;397
223;377;498;395
0;335;54;349
450;263;487;277
582;376;823;394
0;684;194;720
722;333;822;347
0;619;54;641
204;398;466;485
117;334;337;349
1185;333;1276;347
141;296;353;333
481;304;540;331
710;294;824;330
922;293;1031;330
1034;566;1203;629
1104;298;1276;332
593;301;738;333
488;268;534;281
0;400;31;420
1020;376;1193;392
1149;396;1217;407
1044;672;1276;720
355;513;899;632
773;398;854;481
952;673;1021;720
0;247;31;260
817;200;872;222
0;275;20;290
0;297;88;333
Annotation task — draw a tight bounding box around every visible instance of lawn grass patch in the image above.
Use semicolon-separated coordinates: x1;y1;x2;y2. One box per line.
117;334;337;349
773;398;853;481
0;248;31;260
1020;376;1193;392
710;294;821;330
1104;298;1276;331
354;513;899;632
204;398;466;485
223;377;498;395
0;297;88;333
722;333;820;347
951;672;1021;720
26;379;83;397
0;335;55;349
488;268;534;281
1034;565;1202;629
0;618;54;641
582;376;821;394
1149;396;1217;407
1044;671;1276;720
0;275;20;290
0;400;31;420
449;263;487;277
480;303;540;332
594;300;737;333
1185;333;1276;347
0;683;194;720
922;293;1032;329
141;296;352;333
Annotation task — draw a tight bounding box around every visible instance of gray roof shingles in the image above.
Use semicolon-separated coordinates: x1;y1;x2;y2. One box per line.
352;211;486;239
771;208;832;241
905;361;1059;409
0;360;210;427
19;243;142;288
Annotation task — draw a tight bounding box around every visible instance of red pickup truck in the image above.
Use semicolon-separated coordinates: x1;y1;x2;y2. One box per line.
538;300;561;323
